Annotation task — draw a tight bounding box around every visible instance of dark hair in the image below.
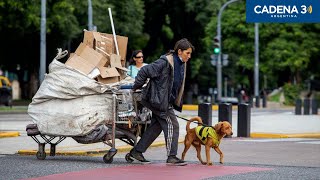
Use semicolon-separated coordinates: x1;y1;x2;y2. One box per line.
173;38;195;54
129;50;143;65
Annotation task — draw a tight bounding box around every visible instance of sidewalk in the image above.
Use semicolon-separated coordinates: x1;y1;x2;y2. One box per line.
0;104;319;156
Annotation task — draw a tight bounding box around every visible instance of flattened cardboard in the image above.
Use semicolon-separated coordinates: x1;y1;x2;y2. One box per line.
110;54;129;71
98;34;113;56
83;31;97;49
100;56;110;67
65;54;95;75
110;54;122;68
100;33;128;62
97;76;119;84
83;31;114;58
99;67;120;78
75;43;104;67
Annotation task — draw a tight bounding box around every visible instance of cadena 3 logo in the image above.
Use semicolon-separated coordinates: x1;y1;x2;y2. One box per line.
254;5;312;15
246;0;320;23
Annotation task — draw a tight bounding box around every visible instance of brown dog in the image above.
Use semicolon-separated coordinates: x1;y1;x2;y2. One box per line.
181;116;233;166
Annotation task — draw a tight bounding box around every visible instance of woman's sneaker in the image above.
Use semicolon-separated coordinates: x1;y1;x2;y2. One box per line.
166;155;187;166
129;149;151;164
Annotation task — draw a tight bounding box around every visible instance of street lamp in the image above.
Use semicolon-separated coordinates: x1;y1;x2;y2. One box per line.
216;0;242;101
39;0;46;84
254;23;259;107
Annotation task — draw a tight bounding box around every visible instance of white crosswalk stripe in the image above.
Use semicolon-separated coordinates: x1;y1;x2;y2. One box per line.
297;141;320;144
234;138;320;144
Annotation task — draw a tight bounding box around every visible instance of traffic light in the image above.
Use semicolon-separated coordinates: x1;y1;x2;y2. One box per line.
213;36;220;54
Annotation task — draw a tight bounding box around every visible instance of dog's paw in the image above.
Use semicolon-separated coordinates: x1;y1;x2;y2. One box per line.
201;161;207;165
207;162;213;166
220;158;224;164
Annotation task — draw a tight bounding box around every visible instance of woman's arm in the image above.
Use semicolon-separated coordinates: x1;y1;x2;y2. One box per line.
133;57;167;90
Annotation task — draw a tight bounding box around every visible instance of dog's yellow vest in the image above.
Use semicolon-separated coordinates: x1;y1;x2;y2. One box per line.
195;126;220;147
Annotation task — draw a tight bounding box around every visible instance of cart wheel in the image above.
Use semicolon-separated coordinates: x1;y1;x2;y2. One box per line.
103;154;113;163
125;153;134;163
36;151;46;160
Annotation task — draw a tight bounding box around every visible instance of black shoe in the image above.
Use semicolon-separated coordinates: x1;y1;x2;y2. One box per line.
166;155;187;166
129;149;151;164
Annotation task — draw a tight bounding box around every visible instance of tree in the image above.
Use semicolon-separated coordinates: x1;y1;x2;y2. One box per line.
0;0;146;99
203;2;320;94
143;0;223;94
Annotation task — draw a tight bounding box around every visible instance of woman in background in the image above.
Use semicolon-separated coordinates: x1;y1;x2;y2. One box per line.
127;50;147;78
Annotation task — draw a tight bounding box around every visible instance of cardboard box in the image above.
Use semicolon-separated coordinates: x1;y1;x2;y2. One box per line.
97;67;121;84
83;31;128;64
65;30;129;84
75;43;107;68
97;76;119;84
83;31;114;60
99;67;120;78
98;34;113;57
65;43;109;79
101;33;128;62
110;54;129;71
65;54;95;75
109;54;129;80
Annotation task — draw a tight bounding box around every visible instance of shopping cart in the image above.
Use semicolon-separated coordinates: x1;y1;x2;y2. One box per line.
102;88;151;163
26;87;151;163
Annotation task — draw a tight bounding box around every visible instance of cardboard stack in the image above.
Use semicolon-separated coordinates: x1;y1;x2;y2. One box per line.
65;31;129;84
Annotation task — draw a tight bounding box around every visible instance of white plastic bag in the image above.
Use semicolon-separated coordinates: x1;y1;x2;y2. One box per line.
28;59;117;136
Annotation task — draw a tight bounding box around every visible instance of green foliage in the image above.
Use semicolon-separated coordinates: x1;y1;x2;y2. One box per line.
0;0;40;33
162;15;174;41
268;92;280;102
190;58;203;79
283;83;302;105
48;0;81;40
1;0;319;99
203;1;320;92
261;24;319;83
0;0;146;70
106;0;147;50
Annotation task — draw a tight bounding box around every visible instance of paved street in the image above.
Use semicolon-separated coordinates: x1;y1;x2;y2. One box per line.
0;107;320;179
1;138;320;179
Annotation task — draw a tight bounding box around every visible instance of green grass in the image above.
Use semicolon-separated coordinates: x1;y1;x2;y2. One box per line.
268;93;280;102
0;106;28;113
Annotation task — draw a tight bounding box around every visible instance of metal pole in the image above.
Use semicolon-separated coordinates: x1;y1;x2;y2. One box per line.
88;0;93;30
108;8;120;55
217;0;241;101
254;23;259;107
39;0;46;84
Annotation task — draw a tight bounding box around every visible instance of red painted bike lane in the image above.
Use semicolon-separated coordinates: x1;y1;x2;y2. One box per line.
24;163;272;180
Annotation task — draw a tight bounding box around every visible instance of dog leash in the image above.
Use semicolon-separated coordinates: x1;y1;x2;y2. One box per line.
175;115;210;127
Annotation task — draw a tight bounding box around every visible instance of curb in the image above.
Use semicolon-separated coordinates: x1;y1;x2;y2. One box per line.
0;132;20;138
17;133;320;156
250;133;320;138
17;139;185;156
182;105;218;111
182;104;239;111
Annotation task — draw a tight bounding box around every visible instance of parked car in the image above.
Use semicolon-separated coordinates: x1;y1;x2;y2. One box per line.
0;76;12;107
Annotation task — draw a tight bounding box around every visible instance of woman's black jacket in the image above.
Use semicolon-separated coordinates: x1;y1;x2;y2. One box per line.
132;54;186;118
